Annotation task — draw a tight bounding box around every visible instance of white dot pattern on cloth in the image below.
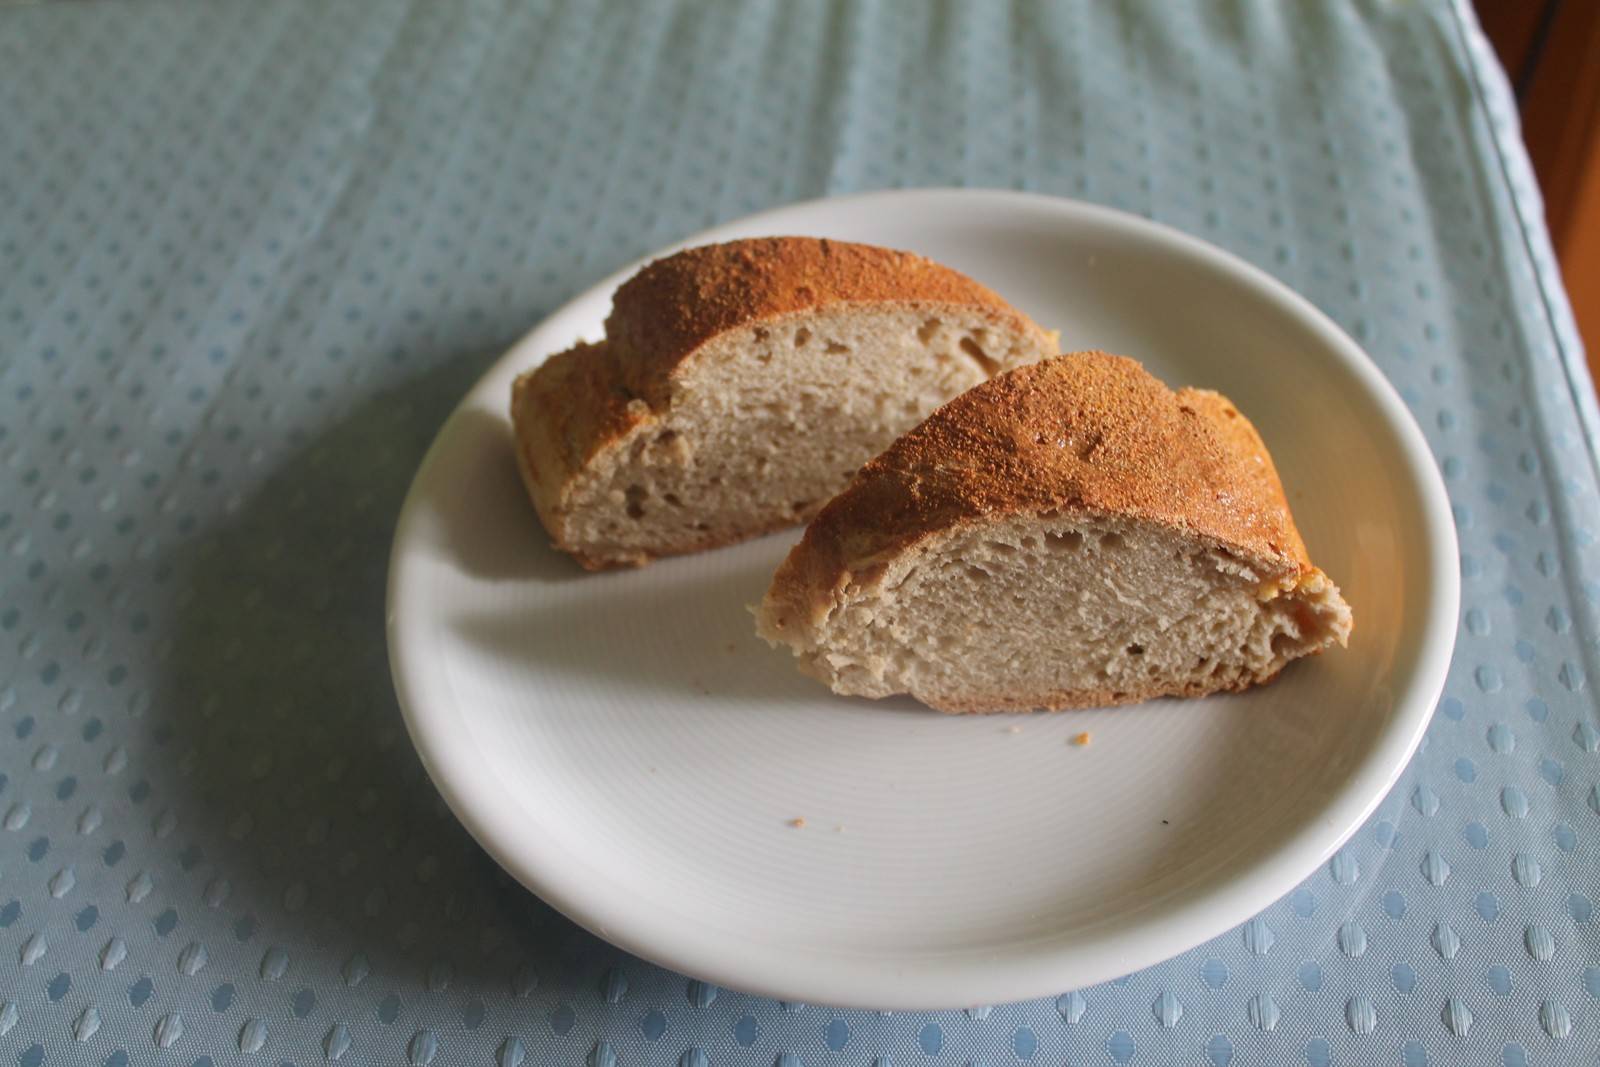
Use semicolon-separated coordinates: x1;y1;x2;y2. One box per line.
0;1;1597;1064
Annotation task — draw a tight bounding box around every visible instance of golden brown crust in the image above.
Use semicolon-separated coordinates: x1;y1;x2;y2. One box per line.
512;342;638;487
769;352;1316;627
511;341;653;567
604;237;1050;405
1176;387;1311;568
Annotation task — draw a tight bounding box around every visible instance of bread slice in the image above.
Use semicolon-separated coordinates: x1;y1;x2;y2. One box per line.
755;352;1353;713
512;237;1057;569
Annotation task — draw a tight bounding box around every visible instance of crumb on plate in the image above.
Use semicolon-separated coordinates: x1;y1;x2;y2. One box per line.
788;817;806;829
1070;731;1091;747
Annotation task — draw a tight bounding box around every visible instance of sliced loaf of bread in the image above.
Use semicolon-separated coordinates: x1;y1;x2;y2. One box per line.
755;351;1353;712
512;237;1057;568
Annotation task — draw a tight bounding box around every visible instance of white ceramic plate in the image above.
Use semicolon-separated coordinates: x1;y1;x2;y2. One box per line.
387;189;1457;1010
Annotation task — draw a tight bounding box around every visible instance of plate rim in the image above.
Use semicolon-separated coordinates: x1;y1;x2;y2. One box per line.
386;187;1460;1009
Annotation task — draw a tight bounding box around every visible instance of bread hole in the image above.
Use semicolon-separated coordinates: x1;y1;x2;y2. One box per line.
793;327;812;348
1020;536;1039;550
791;500;812;514
663;492;683;508
795;286;815;302
707;475;723;486
902;399;921;414
1270;632;1296;656
624;485;646;519
1287;604;1315;636
752;327;770;342
694;522;710;531
985;541;1017;555
917;318;942;344
1099;532;1126;551
839;469;856;480
1046;530;1084;552
965;565;990;582
1127;643;1145;656
1111;691;1128;701
959;335;1003;376
824;340;849;354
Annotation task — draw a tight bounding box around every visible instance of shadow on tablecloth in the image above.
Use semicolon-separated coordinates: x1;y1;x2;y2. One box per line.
151;353;634;996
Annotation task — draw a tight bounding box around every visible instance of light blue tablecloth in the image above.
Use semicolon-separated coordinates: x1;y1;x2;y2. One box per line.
2;1;1596;1063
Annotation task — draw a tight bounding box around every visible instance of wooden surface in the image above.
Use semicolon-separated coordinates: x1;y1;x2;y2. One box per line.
1477;0;1600;377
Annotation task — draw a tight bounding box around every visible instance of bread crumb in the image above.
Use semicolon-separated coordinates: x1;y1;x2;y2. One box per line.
1005;724;1023;734
788;817;807;829
1070;732;1091;747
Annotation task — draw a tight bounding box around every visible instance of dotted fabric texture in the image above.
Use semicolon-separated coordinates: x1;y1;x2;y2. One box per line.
1;1;1597;1064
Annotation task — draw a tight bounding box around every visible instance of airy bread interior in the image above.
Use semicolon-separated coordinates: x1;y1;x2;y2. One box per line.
758;512;1352;713
545;306;1046;566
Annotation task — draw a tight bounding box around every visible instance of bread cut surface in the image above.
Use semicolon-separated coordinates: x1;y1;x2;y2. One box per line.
756;352;1353;713
512;237;1057;569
